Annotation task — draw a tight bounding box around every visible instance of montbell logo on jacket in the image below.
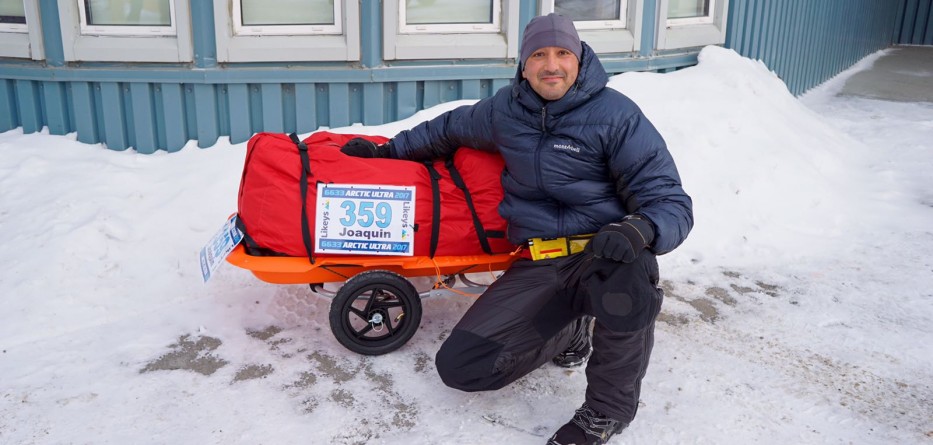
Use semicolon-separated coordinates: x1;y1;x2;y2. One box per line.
392;41;693;255
554;143;581;153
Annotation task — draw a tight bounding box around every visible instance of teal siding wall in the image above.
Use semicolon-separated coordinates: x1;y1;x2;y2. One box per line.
724;0;900;96
0;1;907;152
896;0;933;44
0;76;532;153
0;0;700;152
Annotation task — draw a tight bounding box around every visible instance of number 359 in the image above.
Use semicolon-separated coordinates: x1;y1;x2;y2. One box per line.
339;201;392;228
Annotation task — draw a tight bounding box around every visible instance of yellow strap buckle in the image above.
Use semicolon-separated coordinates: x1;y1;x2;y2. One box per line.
527;234;593;260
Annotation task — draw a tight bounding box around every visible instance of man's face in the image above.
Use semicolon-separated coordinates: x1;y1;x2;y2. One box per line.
522;46;580;101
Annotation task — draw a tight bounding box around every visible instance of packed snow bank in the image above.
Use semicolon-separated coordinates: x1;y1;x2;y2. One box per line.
610;46;901;268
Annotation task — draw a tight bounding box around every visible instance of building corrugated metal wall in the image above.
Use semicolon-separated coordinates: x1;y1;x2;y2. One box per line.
1;0;704;153
895;0;933;44
724;0;901;96
1;1;909;153
0;77;512;154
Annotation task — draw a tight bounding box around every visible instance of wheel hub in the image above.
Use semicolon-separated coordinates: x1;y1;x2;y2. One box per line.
368;309;388;331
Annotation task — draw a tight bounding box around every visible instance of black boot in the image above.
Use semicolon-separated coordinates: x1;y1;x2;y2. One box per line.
552;316;593;368
546;403;628;445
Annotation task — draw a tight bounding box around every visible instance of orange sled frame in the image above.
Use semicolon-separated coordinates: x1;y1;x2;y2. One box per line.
227;245;519;355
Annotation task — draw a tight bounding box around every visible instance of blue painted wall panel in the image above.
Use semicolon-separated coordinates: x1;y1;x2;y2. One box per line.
161;83;187;152
152;84;166;150
383;83;398;124
294;83;317;134
99;83;127;151
0;0;909;153
396;82;418;123
282;84;298;135
193;84;219;148
726;0;899;96
724;0;743;49
315;84;330;128
328;83;350;128
70;82;97;145
15;80;41;134
749;0;766;60
247;84;263;135
491;79;511;94
461;80;482;100
130;83;157;154
41;82;69;136
896;0;933;44
182;85;197;144
423;81;442;110
260;83;285;134
121;83;136;151
913;0;931;43
362;83;384;125
189;0;217;68
0;80;19;131
215;85;229;138
348;83;363;126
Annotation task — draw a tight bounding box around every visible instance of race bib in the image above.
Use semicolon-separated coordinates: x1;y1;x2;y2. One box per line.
315;184;416;256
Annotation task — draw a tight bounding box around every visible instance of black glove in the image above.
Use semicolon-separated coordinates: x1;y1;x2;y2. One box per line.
340;137;391;158
588;215;655;263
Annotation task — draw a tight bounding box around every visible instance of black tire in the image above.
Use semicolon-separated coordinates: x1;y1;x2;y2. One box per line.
328;270;422;355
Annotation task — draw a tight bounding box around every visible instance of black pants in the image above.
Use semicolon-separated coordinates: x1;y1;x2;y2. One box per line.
435;251;663;423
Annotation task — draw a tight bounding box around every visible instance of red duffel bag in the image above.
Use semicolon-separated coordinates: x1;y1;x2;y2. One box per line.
236;131;516;259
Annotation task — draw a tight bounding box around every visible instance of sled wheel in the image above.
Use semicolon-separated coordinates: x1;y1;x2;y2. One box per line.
329;270;422;355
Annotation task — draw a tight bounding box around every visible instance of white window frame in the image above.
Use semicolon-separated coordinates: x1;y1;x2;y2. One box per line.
666;0;715;26
398;1;501;34
232;0;342;36
656;0;728;50
541;0;627;31
0;22;26;33
0;6;26;32
539;0;642;54
215;0;359;62
58;0;192;62
77;0;177;36
0;0;44;59
384;0;518;60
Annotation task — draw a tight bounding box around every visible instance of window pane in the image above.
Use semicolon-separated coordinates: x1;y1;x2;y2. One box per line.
555;0;620;22
668;0;710;19
240;0;335;26
0;0;26;24
405;0;491;25
85;0;171;26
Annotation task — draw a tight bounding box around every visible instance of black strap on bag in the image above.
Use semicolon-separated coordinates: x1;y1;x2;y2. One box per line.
290;133;316;264
444;157;501;254
235;215;263;255
235;216;290;257
423;162;443;258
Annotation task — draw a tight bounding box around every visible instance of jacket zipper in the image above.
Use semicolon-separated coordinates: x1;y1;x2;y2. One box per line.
536;105;560;233
540;105;547;133
535;106;548;192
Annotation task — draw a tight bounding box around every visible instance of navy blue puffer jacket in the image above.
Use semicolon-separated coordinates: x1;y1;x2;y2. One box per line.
391;42;693;254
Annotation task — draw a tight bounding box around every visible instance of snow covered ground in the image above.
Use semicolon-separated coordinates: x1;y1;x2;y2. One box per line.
0;46;930;444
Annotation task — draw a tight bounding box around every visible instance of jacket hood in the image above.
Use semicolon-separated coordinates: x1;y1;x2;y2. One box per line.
512;41;609;113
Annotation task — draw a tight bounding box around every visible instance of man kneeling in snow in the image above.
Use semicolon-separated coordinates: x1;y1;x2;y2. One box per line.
342;13;693;444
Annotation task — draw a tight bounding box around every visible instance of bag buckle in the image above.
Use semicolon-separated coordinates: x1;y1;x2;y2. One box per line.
527;234;593;260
